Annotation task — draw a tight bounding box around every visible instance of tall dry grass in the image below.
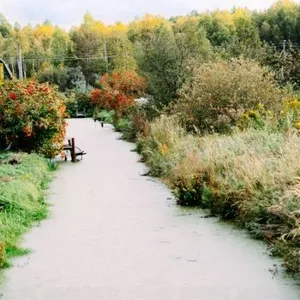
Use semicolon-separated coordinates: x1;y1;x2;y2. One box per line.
138;115;300;273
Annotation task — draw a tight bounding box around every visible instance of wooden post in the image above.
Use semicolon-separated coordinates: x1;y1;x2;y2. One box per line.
71;138;76;163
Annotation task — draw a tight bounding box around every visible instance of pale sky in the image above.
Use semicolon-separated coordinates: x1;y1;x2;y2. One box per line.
0;0;282;28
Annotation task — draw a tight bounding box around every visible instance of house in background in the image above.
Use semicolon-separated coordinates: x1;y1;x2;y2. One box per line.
0;58;13;81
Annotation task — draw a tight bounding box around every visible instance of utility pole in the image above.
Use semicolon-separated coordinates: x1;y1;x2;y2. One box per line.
32;59;35;74
103;39;108;72
121;41;126;70
281;40;287;81
283;40;287;57
23;59;27;79
17;43;23;80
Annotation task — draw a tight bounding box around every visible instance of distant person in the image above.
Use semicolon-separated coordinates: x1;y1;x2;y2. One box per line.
93;110;104;128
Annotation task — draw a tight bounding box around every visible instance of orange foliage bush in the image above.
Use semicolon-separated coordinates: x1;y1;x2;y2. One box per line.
0;80;66;157
91;71;146;116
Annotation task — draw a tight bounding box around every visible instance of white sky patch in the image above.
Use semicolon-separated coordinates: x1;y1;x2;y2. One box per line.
0;0;288;28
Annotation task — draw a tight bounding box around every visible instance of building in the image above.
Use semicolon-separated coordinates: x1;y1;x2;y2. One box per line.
0;58;13;81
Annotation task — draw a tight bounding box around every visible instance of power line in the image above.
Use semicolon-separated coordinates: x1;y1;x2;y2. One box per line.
3;55;120;63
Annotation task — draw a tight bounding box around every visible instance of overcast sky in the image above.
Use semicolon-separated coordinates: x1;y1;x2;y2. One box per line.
0;0;283;28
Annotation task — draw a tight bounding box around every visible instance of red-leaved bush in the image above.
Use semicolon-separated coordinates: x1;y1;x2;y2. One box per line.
0;80;67;157
91;71;146;117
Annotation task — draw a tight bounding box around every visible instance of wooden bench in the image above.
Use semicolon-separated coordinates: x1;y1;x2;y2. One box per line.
63;138;86;162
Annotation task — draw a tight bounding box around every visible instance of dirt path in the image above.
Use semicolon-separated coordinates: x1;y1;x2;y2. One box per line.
1;118;300;300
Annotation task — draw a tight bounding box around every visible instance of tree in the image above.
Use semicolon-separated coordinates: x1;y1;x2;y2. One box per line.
51;27;71;65
255;0;300;44
227;9;262;59
70;13;106;86
199;10;235;47
106;23;136;71
172;16;213;62
134;16;213;108
0;14;12;38
37;66;86;92
136;25;182;107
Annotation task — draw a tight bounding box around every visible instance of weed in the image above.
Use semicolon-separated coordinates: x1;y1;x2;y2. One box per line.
138;115;300;274
0;153;52;272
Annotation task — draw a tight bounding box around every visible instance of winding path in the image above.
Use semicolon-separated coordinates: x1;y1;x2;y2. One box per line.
1;118;300;300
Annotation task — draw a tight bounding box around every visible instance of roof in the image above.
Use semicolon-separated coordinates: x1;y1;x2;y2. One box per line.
0;58;13;79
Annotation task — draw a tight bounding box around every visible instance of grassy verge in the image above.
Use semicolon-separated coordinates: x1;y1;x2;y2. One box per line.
0;152;53;270
137;115;300;275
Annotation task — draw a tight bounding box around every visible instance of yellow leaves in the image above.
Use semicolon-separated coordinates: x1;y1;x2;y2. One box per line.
295;122;300;129
272;0;297;9
212;10;234;27
91;20;106;34
140;14;167;29
104;23;128;38
129;14;169;34
79;13;128;38
35;24;55;38
111;23;127;34
282;97;300;115
174;16;200;31
232;8;251;21
175;17;187;26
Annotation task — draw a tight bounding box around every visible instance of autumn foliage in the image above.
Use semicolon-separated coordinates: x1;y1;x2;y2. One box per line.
0;80;67;157
91;71;146;116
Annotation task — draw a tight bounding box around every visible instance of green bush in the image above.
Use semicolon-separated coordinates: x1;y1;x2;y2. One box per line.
114;117;135;141
93;110;115;124
113;106;149;142
173;58;285;133
37;66;86;92
65;92;93;118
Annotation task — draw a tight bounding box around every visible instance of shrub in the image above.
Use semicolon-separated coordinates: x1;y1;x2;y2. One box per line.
64;92;93;118
279;96;300;131
0;80;66;157
115;117;133;137
93;109;115;124
138;115;187;176
37;66;86;92
113;106;150;142
173;59;285;133
91;71;146;118
138;115;300;273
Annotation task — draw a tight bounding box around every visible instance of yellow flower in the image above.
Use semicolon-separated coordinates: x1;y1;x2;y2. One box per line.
159;144;169;156
295;122;300;129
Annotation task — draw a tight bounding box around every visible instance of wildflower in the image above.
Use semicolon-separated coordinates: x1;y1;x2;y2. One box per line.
159;144;169;155
8;92;18;100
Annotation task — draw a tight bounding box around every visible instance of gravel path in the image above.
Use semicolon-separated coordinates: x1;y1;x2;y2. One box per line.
1;118;300;300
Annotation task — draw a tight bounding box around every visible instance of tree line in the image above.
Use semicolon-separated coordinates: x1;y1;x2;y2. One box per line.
1;0;300;107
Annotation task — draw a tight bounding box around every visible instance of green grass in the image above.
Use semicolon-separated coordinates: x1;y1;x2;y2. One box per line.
0;152;53;270
138;115;300;275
